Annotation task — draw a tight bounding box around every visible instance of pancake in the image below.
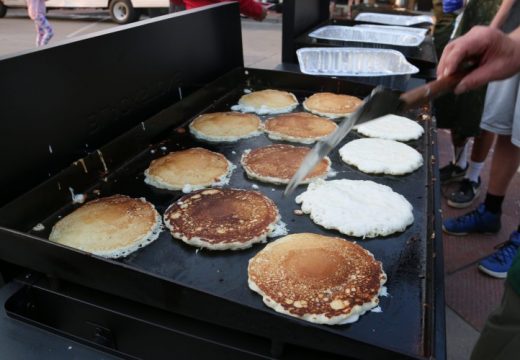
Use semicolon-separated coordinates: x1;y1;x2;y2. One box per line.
241;144;331;185
144;148;233;192
164;188;280;250
49;195;162;258
296;179;414;238
303;92;362;119
248;233;387;325
231;89;299;115
339;138;423;175
354;114;424;141
189;112;262;142
264;112;337;144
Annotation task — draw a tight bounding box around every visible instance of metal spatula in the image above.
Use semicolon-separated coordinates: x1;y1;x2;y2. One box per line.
283;71;469;197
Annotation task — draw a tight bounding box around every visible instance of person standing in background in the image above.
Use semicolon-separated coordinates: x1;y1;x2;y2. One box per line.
26;0;53;46
182;0;267;21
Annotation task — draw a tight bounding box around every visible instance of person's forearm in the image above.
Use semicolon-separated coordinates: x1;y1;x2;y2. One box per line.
490;0;516;28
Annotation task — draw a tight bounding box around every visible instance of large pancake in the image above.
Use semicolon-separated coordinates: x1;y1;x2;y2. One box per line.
49;195;162;258
303;92;362;119
231;89;299;115
339;138;423;175
248;233;387;325
144;147;233;192
296;179;414;238
164;188;280;250
355;114;424;141
264;112;337;144
189;112;262;142
241;144;331;185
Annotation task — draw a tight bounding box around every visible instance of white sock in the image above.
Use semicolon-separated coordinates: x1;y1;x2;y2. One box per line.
465;161;485;183
454;141;470;169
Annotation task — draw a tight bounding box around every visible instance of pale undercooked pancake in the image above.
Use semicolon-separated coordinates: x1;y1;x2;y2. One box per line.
241;144;331;185
49;195;162;258
339;138;423;175
264;112;337;144
355;114;424;141
164;188;280;250
303;92;362;119
144;147;233;192
248;233;387;325
296;179;414;238
231;89;299;115
189;112;262;142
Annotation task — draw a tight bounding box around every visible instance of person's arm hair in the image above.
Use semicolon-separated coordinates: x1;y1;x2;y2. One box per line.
437;25;520;94
490;0;516;28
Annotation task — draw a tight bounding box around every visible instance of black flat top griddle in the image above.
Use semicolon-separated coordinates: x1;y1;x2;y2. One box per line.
0;68;439;359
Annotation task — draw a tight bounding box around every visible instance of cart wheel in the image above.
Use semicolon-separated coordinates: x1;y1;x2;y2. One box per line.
0;2;8;18
109;0;139;24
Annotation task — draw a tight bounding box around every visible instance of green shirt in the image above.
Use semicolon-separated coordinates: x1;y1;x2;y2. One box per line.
508;252;520;296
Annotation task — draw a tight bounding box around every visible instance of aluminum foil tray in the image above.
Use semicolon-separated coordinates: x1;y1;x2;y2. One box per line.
355;24;428;36
309;25;425;47
297;47;419;76
355;12;433;26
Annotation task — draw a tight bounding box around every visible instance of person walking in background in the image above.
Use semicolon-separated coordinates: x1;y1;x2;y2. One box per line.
26;0;53;46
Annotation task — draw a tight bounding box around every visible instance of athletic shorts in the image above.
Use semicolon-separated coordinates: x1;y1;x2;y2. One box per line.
480;73;520;147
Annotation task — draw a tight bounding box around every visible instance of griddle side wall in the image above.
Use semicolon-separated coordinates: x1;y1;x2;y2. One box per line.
0;3;243;206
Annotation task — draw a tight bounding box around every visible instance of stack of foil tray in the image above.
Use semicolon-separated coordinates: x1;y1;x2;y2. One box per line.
355;12;434;26
354;24;428;36
309;25;425;47
297;47;419;77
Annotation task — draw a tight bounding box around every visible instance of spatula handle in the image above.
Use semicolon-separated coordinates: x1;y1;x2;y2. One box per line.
399;72;467;110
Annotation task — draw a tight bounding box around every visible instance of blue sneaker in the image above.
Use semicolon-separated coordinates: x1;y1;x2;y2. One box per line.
479;231;520;278
442;203;501;235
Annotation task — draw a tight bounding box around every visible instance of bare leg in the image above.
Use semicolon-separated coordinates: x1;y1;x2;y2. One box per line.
471;130;496;162
488;134;520;196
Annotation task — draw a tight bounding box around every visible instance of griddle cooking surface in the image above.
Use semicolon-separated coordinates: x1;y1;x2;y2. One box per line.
15;69;432;358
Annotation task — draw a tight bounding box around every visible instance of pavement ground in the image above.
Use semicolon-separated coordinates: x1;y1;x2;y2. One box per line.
2;7;519;360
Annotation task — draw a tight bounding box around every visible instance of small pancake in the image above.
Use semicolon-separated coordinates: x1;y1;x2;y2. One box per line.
264;112;337;144
339;138;423;175
296;179;414;238
354;114;424;141
49;195;162;258
241;144;330;185
144;148;233;192
248;233;387;325
164;188;280;250
231;89;299;115
189;112;262;142
303;92;362;119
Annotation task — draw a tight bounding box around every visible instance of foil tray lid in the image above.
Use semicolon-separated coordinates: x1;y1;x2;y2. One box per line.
355;12;433;26
309;25;425;47
296;47;419;77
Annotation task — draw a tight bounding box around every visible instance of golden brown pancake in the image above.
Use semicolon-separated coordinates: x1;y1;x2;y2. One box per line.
303;92;363;119
241;144;330;184
232;89;299;115
248;233;387;325
49;195;162;258
189;112;262;142
144;148;232;191
264;112;337;144
164;188;280;250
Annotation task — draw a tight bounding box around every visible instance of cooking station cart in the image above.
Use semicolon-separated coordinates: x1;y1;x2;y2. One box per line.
0;3;445;359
